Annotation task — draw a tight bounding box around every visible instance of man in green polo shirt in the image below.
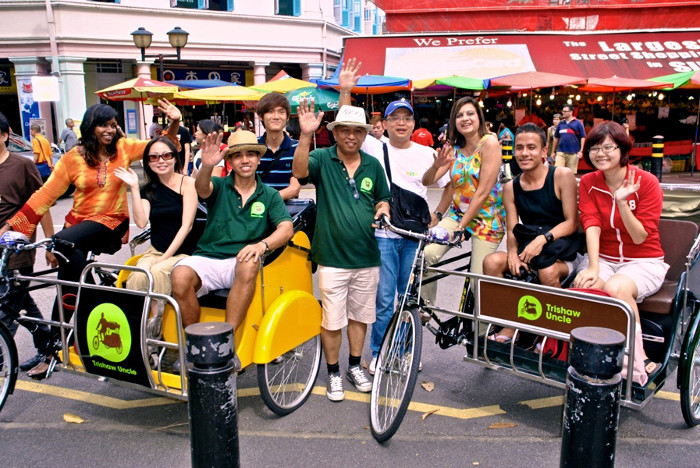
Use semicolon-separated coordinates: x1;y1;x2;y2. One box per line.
172;131;293;331
293;102;391;402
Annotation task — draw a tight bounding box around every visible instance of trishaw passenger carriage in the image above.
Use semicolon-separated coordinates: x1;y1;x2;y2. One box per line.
369;215;700;443
0;199;322;416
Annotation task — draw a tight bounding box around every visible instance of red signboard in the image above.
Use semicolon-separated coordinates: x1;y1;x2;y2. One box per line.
343;30;700;80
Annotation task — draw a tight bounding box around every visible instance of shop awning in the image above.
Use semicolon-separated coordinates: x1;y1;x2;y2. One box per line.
343;30;700;82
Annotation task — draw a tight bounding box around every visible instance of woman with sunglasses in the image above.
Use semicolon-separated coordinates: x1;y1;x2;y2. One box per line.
115;137;198;295
573;121;667;385
0;99;182;379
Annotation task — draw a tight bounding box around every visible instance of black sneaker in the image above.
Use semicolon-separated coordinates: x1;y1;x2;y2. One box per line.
19;352;45;371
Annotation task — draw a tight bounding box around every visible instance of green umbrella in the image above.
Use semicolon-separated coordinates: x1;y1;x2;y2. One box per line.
435;75;489;90
285;87;340;113
650;71;700;90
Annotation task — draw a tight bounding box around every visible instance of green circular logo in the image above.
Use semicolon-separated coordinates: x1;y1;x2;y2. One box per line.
517;295;542;321
87;303;131;362
251;201;266;217
360;177;373;192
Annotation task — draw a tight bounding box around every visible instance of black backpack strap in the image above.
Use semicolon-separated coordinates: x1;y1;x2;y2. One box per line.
382;143;393;183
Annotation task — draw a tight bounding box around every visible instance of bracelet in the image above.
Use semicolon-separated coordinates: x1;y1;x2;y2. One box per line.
433;211;443;221
341;92;351;96
260;239;269;252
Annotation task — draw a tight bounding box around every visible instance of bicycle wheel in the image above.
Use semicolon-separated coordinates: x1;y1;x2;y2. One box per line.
370;305;422;443
257;334;322;416
0;321;18;413
681;305;700;426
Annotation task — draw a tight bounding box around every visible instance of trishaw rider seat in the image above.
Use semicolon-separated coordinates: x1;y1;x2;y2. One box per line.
639;219;699;316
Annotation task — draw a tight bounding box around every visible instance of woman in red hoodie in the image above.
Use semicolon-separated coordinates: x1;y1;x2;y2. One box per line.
573;121;668;384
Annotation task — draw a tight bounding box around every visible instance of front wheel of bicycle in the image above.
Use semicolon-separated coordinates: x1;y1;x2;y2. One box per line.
0;321;18;413
370;305;422;443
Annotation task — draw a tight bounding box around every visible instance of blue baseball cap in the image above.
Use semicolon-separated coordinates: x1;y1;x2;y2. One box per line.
384;100;414;118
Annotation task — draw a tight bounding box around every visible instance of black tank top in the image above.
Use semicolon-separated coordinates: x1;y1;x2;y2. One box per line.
141;183;198;255
513;166;564;228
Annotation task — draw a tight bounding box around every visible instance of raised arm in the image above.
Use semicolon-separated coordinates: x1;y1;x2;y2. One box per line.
195;132;225;199
338;57;361;108
292;100;323;180
422;142;454;186
114;167;150;229
158;99;182;141
614;170;649;244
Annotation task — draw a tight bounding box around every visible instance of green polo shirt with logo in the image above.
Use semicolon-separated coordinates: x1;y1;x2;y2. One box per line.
306;145;390;269
194;174;291;259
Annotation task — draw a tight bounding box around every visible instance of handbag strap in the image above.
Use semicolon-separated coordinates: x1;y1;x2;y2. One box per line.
382;143;393;184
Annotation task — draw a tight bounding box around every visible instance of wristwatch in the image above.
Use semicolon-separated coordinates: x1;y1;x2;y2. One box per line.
260;239;270;252
544;232;554;244
433;211;443;221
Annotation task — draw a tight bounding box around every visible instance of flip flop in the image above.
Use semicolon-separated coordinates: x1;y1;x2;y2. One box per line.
644;358;659;375
488;334;513;344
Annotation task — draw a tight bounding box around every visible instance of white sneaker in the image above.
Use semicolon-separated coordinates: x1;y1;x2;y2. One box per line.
369;357;377;376
346;365;372;392
327;372;345;401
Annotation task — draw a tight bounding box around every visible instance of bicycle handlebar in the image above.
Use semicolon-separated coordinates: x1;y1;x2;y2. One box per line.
375;214;460;247
0;234;74;252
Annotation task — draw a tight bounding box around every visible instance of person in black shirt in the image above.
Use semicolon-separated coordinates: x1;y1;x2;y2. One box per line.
176;124;192;175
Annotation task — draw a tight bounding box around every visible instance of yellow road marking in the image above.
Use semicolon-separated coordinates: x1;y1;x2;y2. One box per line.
656;390;680;402
14;380;179;409
520;396;564;409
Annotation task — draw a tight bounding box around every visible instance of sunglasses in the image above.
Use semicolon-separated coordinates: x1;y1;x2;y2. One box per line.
348;178;360;201
148;152;175;162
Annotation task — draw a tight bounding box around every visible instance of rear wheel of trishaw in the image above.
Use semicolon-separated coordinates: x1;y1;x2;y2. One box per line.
257;334;322;415
680;301;700;426
0;321;18;413
370;305;422;442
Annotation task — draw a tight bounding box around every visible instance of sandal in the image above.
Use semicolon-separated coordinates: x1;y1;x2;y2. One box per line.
488;328;515;344
644;358;659;375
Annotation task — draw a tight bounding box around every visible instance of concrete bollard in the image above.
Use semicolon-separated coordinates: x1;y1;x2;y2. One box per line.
186;322;239;468
651;135;664;182
560;326;625;468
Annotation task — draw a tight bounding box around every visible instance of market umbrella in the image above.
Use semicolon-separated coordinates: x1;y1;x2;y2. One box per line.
580;76;672;93
173;85;267;102
285;87;340;113
167;79;238;90
435;76;490;90
95;77;178;101
250;77;316;93
490;71;587;90
316;75;411;95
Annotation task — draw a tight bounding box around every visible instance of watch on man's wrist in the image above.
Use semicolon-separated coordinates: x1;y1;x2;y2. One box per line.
433;211;443;221
260;239;270;252
544;232;554;244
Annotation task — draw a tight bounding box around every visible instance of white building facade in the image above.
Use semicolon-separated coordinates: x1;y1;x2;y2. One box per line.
0;0;384;140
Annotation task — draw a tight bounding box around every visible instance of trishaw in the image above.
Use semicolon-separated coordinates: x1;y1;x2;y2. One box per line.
370;216;700;442
0;199;322;416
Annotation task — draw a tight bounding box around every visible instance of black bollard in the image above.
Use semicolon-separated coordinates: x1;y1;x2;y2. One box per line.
651;135;664;182
186;322;239;468
560;327;625;468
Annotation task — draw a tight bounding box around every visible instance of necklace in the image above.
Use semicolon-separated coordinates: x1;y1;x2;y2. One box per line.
96;159;109;188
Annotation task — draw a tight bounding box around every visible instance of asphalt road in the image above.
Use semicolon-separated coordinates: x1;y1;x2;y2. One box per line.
1;181;699;467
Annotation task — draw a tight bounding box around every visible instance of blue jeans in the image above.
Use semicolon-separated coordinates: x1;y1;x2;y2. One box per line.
371;236;418;357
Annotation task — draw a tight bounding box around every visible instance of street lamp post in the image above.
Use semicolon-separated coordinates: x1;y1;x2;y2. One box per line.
131;26;189;81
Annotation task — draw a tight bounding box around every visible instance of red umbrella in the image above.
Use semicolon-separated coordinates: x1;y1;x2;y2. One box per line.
580;76;672;92
95;77;178;102
490;71;587;90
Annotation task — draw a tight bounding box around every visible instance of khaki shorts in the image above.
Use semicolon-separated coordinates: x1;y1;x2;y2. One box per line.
318;265;380;331
174;255;238;297
579;256;669;302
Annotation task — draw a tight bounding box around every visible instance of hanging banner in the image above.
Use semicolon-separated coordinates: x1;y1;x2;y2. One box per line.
344;30;700;80
17;78;40;138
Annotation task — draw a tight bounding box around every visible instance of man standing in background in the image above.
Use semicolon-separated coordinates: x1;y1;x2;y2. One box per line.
552;105;585;174
59;118;78;153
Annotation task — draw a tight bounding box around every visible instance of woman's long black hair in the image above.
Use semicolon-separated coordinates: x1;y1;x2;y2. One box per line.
141;137;181;202
79;104;121;167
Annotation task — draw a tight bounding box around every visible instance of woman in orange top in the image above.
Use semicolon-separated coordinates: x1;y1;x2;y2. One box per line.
0;99;182;379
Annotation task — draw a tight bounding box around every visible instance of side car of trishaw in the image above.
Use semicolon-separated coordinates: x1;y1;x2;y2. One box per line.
369;216;700;442
0;199;322;416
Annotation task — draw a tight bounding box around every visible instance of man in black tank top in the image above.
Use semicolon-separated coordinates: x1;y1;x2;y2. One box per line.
483;123;580;343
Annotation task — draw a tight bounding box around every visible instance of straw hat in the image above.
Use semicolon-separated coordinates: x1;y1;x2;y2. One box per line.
326;105;373;131
225;130;267;157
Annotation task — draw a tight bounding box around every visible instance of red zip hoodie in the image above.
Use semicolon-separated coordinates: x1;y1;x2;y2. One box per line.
579;167;664;262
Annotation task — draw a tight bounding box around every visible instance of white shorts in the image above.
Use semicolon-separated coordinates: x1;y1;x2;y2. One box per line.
174;255;238;297
579;255;669;302
318;266;380;331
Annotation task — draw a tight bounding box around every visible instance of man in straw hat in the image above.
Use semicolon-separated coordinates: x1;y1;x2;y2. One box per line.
172;130;294;334
293;101;390;402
